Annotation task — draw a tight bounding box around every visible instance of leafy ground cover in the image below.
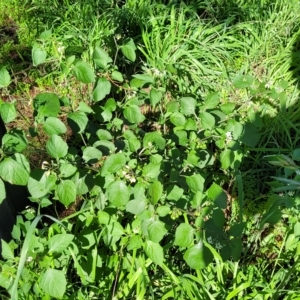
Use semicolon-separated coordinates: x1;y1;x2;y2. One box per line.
1;0;300;299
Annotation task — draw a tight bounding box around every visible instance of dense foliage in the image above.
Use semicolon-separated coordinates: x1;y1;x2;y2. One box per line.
1;0;300;299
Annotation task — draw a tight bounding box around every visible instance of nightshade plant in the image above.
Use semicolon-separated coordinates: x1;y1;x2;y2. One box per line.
0;27;290;298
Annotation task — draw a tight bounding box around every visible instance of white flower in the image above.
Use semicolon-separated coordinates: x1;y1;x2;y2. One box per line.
215;242;223;250
265;81;273;89
288;191;295;197
26;256;33;262
207;236;213;244
225;131;233;143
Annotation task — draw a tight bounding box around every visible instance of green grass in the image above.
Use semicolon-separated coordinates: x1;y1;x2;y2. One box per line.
1;0;300;299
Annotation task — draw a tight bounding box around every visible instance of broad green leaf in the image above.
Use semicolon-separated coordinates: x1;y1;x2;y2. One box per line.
148;180;163;205
240;123;260;147
93;46;112;69
166;185;184;201
82;147;102;164
128;138;141;152
186;174;205;193
174;130;188;146
2;129;28;153
0;178;5;204
174;223;194;247
73;60;95;84
103;222;124;246
220;149;234;170
1;240;14;260
220;103;235;115
59;163;77;178
226;119;243;140
0;102;16;123
127;235;143;250
142;162;161;179
39;29;52;40
96;129;112;140
212;208;225;228
120;39;136;62
126;199;148;215
48;234;74;253
147;220;167;243
78;101;93;113
200;112;215;129
143;132;166;150
39;268;66;299
229;223;245;237
111;71;123;82
55;180;76;206
101;153;126;176
13;153;30;173
156;206;170;217
144;240;164;266
183;242;213;269
28;169;55;198
150;89;162;106
46;134;68;160
67;111;88;133
230;238;242;261
73;172;94;195
94;140;115;155
207;183;227;209
232;75;254;89
0;157;29;185
170;112;186;126
34;93;60;119
43;117;67;135
107;180;130;207
132;74;155;84
204;92;219;109
93;77;111;102
32;43;47;66
180;97;197;115
124;105;145;124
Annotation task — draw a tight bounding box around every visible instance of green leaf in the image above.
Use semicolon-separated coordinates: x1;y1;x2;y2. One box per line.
226;119;243;140
150;89;162;106
144;240;164;266
0;157;29;185
93;77;111;102
174;223;194;247
39;268;66;299
120;39;136;62
73;60;95;84
127;235;143;250
43;117;67;135
220;149;234;170
230;238;242;261
2;129;28;153
174;130;188;146
28;169;55;198
1;240;14;260
32;43;47;66
93;46;112;69
0;102;16;122
106;181;130;207
34;93;60;119
220;103;235;115
170;112;186;126
229;223;245;237
78;101;93;113
147;220;167;243
156;206;170;217
111;71;124;82
67;111;88;133
212;208;225;228
128;138;141;152
207;183;227;209
186;174;205;193
142;162;161;179
148;180;163;205
55;180;76;206
126;199;148;215
103;222;124;246
200;112;215;129
124;105;145;124
183;242;213;269
180;97;197;115
132;74;155;84
82;147;102;164
96;129;112;140
0;178;5;204
46;134;68;160
232;75;254;89
204;92;219;109
166;185;184;201
59;163;77;178
48;234;74;253
101;153;126;176
143;132;166;150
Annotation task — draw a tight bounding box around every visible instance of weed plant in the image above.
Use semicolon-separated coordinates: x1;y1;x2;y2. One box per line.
1;0;300;299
